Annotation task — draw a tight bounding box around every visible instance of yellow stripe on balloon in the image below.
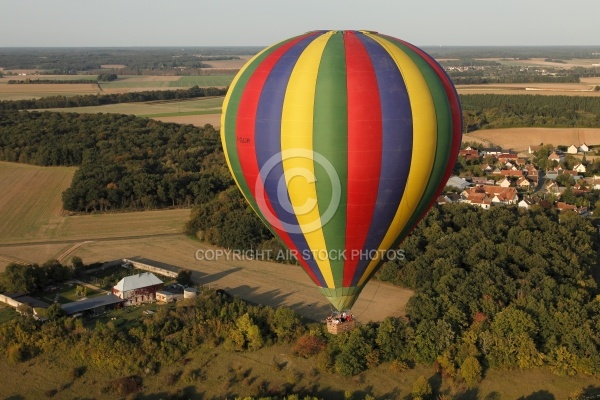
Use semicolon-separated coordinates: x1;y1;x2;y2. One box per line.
281;32;335;288
357;33;438;286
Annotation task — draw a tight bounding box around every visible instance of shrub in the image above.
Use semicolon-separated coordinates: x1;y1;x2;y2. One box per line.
292;334;326;358
108;375;143;397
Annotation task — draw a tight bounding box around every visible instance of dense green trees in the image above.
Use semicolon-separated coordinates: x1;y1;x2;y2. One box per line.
97;73;117;82
460;94;600;132
377;204;600;377
1;202;599;386
185;187;271;249
0;47;260;72
0;111;232;212
0;260;72;293
0;288;308;370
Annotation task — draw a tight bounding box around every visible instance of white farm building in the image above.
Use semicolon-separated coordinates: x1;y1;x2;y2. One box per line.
112;272;164;306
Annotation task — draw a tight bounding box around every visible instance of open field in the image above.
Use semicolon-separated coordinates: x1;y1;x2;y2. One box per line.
0;162;76;243
38;96;223;118
98;75;234;90
0;160;411;322
201;55;252;69
0;161;189;247
36;96;224;127
457;82;600;96
0;82;101;100
483;57;600;69
464;127;600;152
167;75;235;88
0;74;235;101
0;341;598;399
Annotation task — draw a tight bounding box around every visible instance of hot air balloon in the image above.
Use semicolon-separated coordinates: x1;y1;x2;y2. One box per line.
221;30;462;315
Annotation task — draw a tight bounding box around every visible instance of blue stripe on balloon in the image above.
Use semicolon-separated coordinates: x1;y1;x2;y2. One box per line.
255;34;327;287
350;33;413;287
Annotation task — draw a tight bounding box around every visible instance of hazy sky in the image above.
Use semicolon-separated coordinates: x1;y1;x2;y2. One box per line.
1;0;598;47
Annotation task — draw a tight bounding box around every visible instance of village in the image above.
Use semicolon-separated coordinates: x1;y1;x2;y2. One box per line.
442;142;600;215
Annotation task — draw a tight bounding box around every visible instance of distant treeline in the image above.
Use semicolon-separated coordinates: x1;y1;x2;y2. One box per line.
0;86;227;111
7;79;98;84
0;111;233;212
460;94;600;132
425;46;600;59
0;47;260;72
450;74;581;85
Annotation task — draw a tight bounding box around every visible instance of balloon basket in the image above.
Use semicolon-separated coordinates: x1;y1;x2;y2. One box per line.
325;311;356;335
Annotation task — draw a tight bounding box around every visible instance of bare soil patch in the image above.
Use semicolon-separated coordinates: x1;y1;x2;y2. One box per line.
0;83;101;100
465;127;600;152
69;235;412;322
100;64;126;69
203;55;251;69
457;83;600;96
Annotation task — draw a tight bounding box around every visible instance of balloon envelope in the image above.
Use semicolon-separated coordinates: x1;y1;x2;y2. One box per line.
221;30;462;311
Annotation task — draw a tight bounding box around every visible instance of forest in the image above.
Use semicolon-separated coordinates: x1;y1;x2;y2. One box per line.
0;203;598;397
0;94;598;215
459;94;600;132
0;47;261;74
0;111;233;211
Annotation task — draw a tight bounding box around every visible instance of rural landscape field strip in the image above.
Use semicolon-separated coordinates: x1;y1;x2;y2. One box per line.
33;96;223;119
0;232;184;248
0;162;76;242
465;127;600;152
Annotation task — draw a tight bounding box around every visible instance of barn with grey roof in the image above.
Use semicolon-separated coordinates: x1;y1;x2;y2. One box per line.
112;272;164;305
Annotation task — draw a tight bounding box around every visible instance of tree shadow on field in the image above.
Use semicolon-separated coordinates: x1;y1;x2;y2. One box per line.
484;392;502;400
517;390;555;400
225;284;332;321
192;267;243;286
428;372;443;396
582;385;600;397
455;388;481;400
138;386;204;400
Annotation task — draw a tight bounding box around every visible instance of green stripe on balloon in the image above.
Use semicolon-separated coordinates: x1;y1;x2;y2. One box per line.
313;32;348;289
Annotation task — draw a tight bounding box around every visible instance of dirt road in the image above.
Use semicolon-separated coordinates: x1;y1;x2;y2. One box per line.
32;235;414;322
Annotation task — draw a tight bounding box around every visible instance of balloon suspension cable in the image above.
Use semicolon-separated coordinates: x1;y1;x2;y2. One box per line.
352;281;381;320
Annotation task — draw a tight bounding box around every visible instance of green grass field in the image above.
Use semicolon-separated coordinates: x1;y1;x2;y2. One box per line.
35;96;223;118
35;284;104;305
97;75;235;89
168;75;235;87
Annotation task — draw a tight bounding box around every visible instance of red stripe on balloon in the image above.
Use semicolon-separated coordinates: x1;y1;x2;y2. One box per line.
235;34;323;285
342;31;383;287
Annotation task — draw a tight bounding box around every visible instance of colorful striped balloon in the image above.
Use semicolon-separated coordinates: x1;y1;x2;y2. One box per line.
221;30;462;311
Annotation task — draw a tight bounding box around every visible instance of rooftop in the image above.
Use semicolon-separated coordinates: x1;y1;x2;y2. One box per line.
114;272;163;292
61;294;125;315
